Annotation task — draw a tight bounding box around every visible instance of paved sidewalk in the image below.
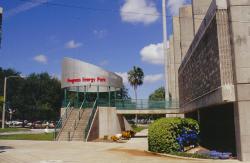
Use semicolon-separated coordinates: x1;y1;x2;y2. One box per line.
0;129;243;163
0;140;243;163
0;129;54;135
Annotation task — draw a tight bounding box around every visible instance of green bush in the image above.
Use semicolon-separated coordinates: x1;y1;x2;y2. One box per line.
148;118;199;153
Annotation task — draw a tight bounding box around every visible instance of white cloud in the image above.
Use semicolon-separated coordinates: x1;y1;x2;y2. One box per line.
167;0;186;16
115;72;128;84
144;74;164;84
93;29;107;38
115;72;163;85
65;40;82;49
120;0;159;24
33;54;47;64
140;42;166;65
5;0;51;18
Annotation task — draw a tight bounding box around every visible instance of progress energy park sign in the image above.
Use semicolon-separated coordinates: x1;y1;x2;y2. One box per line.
62;57;123;92
67;77;106;84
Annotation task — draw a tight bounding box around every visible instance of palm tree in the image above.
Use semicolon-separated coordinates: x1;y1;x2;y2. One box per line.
127;66;144;101
128;66;144;125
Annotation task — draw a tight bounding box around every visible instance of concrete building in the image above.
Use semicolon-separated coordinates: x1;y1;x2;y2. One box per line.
168;36;177;100
178;0;250;161
179;5;194;59
172;16;182;101
192;0;213;34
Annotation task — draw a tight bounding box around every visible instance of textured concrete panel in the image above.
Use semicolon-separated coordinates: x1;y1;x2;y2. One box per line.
179;5;194;59
179;3;234;110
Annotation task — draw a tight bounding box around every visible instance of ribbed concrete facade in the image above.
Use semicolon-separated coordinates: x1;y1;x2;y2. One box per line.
179;2;234;112
176;0;250;161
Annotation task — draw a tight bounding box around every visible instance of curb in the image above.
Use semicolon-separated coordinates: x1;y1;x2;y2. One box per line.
145;151;239;162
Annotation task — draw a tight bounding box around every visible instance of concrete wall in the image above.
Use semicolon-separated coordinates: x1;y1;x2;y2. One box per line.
179;5;194;59
178;1;234;113
227;0;250;161
88;107;132;140
192;0;213;34
98;107;122;138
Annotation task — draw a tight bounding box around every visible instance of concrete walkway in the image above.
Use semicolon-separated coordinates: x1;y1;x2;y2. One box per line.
0;129;243;163
0;129;54;135
0;140;242;163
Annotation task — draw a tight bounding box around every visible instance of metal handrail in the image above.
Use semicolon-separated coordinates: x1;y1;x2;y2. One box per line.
54;101;73;140
115;99;179;110
69;99;87;141
85;99;98;141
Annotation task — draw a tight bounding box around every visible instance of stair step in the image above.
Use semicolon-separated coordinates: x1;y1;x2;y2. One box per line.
56;108;93;141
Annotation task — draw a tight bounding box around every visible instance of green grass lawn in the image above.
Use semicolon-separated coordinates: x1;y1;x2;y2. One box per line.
0;133;54;141
131;125;147;133
0;128;30;133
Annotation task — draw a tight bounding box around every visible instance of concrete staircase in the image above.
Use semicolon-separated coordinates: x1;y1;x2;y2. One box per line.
57;108;92;141
71;109;92;141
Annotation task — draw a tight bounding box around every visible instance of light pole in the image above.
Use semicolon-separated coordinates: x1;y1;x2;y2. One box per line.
2;75;22;129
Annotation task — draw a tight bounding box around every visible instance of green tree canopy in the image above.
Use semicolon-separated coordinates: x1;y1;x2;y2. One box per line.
149;87;165;101
127;66;144;100
0;67;62;122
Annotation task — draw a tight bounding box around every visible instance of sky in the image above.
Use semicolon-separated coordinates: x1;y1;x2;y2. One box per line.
0;0;190;99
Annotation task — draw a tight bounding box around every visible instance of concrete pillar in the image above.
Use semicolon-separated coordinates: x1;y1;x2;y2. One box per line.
172;16;182;102
166;47;171;100
64;88;67;105
179;5;194;59
228;1;250;161
169;36;176;101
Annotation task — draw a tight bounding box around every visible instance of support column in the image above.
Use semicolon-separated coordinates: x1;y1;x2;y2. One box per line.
76;86;79;108
114;88;117;100
228;1;250;161
84;86;86;101
108;86;111;107
64;88;67;106
97;86;99;100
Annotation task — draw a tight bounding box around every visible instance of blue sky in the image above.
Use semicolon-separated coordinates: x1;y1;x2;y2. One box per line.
0;0;190;99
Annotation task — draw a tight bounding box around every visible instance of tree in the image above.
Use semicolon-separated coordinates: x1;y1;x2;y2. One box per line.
128;66;144;125
12;73;62;122
117;85;130;100
127;66;144;100
149;87;165;101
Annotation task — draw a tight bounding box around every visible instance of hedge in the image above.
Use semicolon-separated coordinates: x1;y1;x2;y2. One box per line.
148;118;199;153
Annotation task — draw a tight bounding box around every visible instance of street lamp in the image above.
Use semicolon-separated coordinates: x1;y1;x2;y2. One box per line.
2;75;24;129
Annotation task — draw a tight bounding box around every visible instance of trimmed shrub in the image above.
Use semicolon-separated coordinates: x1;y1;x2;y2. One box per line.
148;118;199;153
